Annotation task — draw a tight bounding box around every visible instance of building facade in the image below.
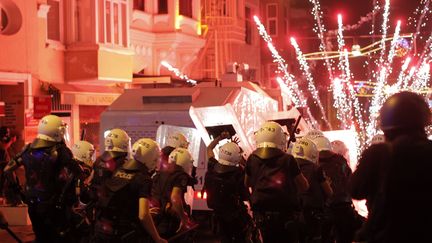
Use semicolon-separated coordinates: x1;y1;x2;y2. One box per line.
1;0;273;152
258;0;314;88
0;0;204;151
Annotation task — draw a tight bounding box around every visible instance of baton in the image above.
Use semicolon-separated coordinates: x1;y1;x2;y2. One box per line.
4;227;23;243
287;115;302;148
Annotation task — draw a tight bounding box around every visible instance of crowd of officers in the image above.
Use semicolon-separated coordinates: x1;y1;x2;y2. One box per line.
0;91;431;243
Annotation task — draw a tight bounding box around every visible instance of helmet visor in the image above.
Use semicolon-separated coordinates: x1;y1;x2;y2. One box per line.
61;122;71;146
127;137;133;159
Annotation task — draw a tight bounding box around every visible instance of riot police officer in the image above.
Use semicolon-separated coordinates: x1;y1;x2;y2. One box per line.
151;147;194;239
245;121;309;243
71;140;96;242
292;138;333;243
350;91;432;243
312;134;359;243
160;132;189;171
92;128;130;193
72;140;96;185
204;132;253;243
93;138;167;243
4;114;81;242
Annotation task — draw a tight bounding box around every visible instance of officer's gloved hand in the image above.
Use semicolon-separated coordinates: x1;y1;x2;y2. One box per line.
0;212;9;229
176;213;196;233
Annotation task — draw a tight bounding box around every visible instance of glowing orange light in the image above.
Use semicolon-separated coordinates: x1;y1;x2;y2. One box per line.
197;191;202;198
203;191;207;199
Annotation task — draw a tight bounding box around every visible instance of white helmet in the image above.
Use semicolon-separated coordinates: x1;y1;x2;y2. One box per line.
132;138;161;171
37;115;68;142
312;135;332;152
166;132;189;149
304;130;325;140
255;121;287;151
104;128;131;153
169;148;194;175
72;141;96;168
331;140;348;155
218;142;242;167
292;138;318;163
371;134;385;145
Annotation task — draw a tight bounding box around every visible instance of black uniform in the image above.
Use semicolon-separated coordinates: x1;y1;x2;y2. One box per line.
151;163;192;238
319;151;360;243
10;139;80;243
297;158;327;243
350;143;388;214
350;134;432;243
0;141;10;198
93;161;152;243
204;157;252;243
91;151;128;196
69;159;95;243
246;147;301;243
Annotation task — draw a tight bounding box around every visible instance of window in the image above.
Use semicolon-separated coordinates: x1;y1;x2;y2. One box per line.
266;3;278;36
221;0;228;16
158;0;168;14
47;0;62;42
98;0;128;47
0;8;8;32
133;0;145;11
0;1;22;35
179;0;193;18
245;7;252;44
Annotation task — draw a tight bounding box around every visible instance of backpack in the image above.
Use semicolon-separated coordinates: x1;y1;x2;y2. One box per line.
249;153;299;211
319;153;351;204
204;168;240;211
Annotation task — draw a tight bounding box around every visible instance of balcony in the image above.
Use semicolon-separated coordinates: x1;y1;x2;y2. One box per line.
65;44;134;85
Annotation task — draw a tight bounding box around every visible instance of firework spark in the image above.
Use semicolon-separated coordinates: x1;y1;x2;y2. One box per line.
253;16;319;127
290;37;332;129
161;61;197;85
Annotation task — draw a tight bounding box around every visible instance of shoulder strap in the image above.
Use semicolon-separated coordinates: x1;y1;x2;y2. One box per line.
12;143;31;166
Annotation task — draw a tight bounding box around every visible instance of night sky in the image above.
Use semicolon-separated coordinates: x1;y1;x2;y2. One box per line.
286;0;428;127
320;0;421;31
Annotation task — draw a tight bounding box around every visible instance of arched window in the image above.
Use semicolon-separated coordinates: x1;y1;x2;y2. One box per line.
0;8;8;32
0;0;22;35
